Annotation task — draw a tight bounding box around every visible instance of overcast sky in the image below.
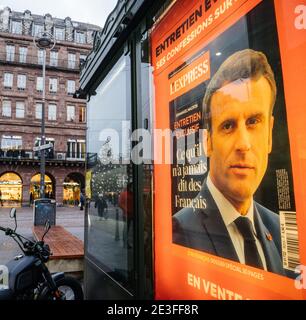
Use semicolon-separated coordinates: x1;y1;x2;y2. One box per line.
0;0;118;28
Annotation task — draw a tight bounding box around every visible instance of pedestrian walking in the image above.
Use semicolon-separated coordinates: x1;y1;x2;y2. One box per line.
29;192;33;206
80;190;85;211
95;193;108;219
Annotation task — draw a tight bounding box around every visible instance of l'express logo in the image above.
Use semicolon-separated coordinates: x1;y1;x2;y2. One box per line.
295;5;306;30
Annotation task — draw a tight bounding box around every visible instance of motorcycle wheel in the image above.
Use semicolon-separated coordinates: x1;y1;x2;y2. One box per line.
38;275;84;300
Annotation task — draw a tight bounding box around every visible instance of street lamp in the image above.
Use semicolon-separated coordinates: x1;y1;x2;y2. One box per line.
33;31;56;199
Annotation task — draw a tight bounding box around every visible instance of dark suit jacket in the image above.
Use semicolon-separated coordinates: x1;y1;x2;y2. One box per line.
172;183;285;276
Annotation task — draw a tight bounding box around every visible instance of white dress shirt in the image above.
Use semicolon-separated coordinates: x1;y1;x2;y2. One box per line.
207;175;267;270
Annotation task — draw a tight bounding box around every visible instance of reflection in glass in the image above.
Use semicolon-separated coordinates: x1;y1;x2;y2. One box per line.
86;54;134;292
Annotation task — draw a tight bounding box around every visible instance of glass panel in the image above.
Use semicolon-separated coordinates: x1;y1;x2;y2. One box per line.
33;24;44;37
50;51;58;67
6;45;15;62
67;105;75;121
80;142;86;158
49;78;57;92
86;53;134;292
55;28;65;41
75;32;85;44
11;21;22;34
36;77;43;91
1;136;22;149
16;102;25;118
2;100;11;117
35;103;42;119
79;106;86;123
68;53;76;69
67;141;71;154
38;49;44;65
48;104;57;121
17;75;26;90
19;47;27;63
76;142;81;158
71;142;76;158
67;80;75;95
3;73;13;88
67;141;76;158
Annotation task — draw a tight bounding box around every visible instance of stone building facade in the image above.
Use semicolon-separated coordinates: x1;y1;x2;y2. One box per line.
0;7;100;206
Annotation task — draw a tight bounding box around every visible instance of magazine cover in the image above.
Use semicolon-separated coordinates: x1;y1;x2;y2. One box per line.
151;0;306;299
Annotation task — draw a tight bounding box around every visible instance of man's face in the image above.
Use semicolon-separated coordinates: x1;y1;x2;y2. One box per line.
205;76;274;208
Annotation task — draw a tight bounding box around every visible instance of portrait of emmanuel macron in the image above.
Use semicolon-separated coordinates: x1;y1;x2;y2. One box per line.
172;49;287;276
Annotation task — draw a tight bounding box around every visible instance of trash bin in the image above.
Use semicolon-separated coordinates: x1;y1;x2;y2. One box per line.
33;198;56;226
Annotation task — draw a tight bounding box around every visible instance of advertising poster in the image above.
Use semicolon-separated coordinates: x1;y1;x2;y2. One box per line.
151;0;306;299
85;170;92;199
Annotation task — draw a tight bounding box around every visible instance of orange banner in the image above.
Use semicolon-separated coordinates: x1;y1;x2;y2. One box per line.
152;0;306;300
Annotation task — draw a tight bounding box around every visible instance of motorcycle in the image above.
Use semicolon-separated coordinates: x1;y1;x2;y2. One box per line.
0;208;83;300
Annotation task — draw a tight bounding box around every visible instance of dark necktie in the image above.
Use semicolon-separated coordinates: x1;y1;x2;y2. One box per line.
234;216;264;269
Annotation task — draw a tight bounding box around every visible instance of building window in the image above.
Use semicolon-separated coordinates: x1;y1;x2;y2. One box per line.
6;45;15;62
38;49;44;65
48;104;57;121
19;47;27;63
3;73;13;89
67;140;85;159
79;106;86;123
54;27;65;41
2;100;12;117
67;105;75;122
16;102;25;119
17;75;26;90
36;77;43;92
11;20;22;34
68;53;76;69
1;136;22;150
50;51;58;67
75;31;85;44
49;78;57;93
33;24;44;37
35;103;42;119
67;80;75;95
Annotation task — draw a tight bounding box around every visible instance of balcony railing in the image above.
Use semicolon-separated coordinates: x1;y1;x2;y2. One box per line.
0;51;83;71
0;149;85;162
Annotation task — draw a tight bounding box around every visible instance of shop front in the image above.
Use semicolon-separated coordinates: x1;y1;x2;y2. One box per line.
30;173;55;202
80;0;306;300
63;173;85;206
0;172;22;207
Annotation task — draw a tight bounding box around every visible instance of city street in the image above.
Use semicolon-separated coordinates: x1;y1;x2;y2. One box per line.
0;206;84;266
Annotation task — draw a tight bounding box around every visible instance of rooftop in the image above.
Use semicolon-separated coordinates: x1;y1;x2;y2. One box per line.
1;6;101;31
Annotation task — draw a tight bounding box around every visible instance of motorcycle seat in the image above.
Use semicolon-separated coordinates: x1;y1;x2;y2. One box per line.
0;288;14;300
